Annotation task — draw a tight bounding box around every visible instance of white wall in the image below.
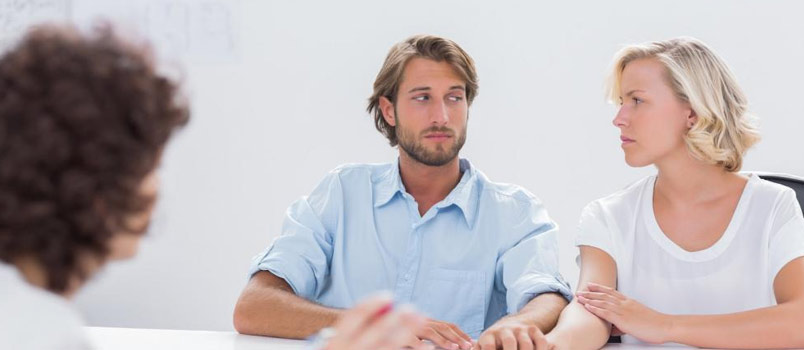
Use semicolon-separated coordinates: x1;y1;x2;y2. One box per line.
68;0;804;331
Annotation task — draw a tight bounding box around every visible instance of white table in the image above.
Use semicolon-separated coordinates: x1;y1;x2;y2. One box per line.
87;327;304;350
86;326;694;350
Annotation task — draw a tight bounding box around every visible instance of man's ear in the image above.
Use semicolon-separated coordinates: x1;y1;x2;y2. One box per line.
379;96;396;127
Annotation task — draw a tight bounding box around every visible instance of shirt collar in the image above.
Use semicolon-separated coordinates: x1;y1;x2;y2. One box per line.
373;157;479;229
373;157;405;208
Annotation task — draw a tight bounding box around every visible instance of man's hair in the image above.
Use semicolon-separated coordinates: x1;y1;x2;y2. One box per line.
0;25;189;293
605;37;760;172
367;35;478;146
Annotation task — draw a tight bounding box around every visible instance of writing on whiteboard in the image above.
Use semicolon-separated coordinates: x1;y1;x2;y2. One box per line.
0;0;71;52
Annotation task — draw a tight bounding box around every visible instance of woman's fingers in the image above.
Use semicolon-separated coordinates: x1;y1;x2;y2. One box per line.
576;291;622;305
586;283;627;300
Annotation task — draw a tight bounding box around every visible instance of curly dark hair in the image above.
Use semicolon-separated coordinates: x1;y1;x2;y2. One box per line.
0;25;189;293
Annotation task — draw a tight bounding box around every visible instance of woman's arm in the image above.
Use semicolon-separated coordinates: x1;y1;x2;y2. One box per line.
579;257;804;349
545;246;616;350
670;257;804;348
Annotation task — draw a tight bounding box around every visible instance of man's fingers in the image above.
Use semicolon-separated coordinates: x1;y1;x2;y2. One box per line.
515;328;534;350
419;325;459;350
475;332;497;350
535;336;549;350
446;322;474;346
447;323;472;345
530;327;549;350
404;333;433;350
499;329;517;350
434;322;472;349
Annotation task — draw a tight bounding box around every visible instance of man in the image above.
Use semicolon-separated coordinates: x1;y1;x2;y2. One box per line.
234;35;571;350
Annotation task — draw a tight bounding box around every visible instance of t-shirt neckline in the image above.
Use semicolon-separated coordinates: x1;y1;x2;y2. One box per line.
642;173;757;262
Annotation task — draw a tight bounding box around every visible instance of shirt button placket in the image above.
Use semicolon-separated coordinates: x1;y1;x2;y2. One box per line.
396;222;421;302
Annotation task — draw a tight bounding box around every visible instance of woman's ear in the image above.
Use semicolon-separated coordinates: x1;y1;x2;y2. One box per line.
687;108;698;128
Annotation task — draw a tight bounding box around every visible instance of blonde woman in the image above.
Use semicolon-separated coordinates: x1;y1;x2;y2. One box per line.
545;38;804;349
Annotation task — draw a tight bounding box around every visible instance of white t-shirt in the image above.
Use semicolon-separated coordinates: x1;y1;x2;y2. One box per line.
575;174;804;345
0;262;92;350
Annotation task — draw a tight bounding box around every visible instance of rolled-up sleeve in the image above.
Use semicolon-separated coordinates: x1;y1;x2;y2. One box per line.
248;172;343;300
497;200;572;314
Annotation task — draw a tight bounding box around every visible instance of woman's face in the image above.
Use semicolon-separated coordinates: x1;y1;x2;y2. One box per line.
108;169;159;260
612;58;696;168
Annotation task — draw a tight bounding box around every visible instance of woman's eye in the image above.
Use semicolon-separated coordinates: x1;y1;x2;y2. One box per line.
633;97;643;105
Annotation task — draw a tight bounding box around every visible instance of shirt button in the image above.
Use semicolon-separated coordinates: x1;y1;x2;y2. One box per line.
404;274;412;280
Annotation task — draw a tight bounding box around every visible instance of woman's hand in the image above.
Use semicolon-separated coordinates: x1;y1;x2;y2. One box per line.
576;283;674;344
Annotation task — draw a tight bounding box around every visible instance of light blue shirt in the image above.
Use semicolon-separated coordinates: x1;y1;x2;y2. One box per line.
249;158;571;338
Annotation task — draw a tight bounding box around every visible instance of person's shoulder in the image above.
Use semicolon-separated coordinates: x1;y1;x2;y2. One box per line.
584;176;653;215
325;162;394;181
749;173;799;201
471;169;557;241
307;162;393;192
747;173;803;223
475;170;544;207
0;277;83;325
0;269;88;349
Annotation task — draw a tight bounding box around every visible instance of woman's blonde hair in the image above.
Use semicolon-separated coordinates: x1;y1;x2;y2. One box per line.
605;37;760;172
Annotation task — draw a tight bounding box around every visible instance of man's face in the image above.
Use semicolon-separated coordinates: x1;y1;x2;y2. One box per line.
383;57;468;166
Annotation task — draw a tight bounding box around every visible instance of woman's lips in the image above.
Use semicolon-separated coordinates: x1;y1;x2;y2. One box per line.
620;135;635;144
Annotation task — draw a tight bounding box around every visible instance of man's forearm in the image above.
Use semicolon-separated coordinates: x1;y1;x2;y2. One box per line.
233;271;344;338
546;301;610;350
507;292;568;333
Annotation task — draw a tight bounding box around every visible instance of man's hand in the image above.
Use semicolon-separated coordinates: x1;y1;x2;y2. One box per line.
576;283;672;344
402;319;474;350
475;317;553;350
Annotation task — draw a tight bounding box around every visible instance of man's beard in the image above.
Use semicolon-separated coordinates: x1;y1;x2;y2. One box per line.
394;114;467;167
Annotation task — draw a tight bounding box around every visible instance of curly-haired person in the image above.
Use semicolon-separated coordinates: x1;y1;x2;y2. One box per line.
0;25;429;350
0;25;189;349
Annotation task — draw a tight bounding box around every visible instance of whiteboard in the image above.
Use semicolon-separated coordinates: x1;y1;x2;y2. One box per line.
0;0;71;52
1;0;238;62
